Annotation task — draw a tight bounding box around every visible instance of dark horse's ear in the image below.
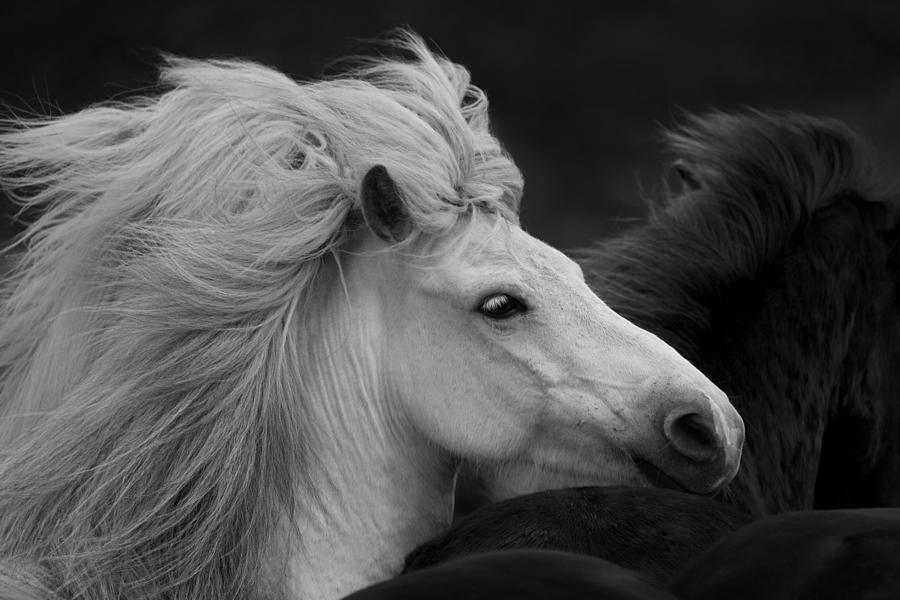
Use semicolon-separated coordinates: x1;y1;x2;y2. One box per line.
671;159;704;192
360;165;412;243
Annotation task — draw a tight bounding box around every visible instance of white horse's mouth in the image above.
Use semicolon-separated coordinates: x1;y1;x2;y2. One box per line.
487;455;649;495
631;457;692;493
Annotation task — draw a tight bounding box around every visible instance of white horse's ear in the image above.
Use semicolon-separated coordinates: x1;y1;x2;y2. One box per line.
361;165;412;243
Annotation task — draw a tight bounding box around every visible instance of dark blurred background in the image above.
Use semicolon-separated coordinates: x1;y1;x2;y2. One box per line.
2;0;900;250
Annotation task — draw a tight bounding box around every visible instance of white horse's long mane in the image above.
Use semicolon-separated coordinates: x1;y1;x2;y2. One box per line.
0;31;522;598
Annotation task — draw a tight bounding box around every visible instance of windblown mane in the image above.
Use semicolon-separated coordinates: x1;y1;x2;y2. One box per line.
580;110;900;513
0;32;522;599
585;111;891;355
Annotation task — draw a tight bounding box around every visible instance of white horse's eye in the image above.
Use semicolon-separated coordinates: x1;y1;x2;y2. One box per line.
479;293;526;319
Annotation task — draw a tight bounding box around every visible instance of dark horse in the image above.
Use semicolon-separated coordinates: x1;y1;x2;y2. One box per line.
584;110;900;515
402;110;900;584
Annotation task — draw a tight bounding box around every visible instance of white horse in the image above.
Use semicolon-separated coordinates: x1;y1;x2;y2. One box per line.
0;32;743;599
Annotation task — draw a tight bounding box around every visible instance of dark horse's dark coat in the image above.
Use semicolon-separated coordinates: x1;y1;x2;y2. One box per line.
404;111;900;586
406;486;751;585
669;508;900;600
345;549;677;600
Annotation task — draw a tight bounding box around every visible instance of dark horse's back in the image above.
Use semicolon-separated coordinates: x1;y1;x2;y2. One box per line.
670;508;900;600
350;549;677;600
402;111;900;592
407;486;752;585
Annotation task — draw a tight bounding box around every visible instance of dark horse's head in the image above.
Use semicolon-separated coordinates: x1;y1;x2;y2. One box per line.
580;110;900;514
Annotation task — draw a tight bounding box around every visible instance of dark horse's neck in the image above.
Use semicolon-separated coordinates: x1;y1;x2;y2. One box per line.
580;111;900;515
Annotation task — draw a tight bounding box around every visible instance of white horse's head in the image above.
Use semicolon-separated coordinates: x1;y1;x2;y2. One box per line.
346;165;743;499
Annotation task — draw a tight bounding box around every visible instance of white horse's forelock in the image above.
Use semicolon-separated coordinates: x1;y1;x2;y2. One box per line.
0;30;522;599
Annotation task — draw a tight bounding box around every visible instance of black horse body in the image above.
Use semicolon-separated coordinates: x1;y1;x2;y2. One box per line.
400;111;900;589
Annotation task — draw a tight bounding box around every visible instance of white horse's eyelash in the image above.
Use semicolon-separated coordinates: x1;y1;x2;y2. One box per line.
481;294;510;312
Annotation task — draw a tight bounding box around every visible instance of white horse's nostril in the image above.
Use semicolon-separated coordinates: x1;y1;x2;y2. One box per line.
664;409;723;465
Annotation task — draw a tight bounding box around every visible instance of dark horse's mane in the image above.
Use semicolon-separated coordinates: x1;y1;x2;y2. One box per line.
579;110;900;514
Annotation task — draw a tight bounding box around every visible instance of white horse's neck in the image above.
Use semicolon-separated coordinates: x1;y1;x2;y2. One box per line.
272;268;455;600
284;423;454;599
